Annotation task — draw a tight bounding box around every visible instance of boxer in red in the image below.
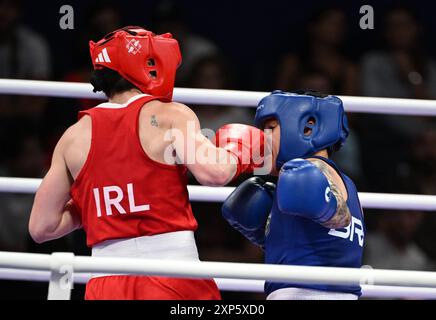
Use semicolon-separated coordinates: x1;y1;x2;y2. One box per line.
28;26;265;300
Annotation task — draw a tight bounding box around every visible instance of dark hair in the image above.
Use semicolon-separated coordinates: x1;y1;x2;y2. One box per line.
90;67;139;97
292;89;328;98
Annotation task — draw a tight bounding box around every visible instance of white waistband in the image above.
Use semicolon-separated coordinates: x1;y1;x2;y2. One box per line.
90;231;199;278
267;287;358;300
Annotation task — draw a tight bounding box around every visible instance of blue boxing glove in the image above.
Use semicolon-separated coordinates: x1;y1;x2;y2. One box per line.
277;158;337;224
222;177;275;247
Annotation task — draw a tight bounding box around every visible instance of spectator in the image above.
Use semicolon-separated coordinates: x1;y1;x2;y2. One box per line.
359;6;436;191
360;5;436;138
297;69;334;94
361;5;436;100
403;130;436;261
151;0;219;86
275;6;358;95
0;0;51;81
410;129;436;195
0;133;45;252
364;211;434;271
0;0;51;168
0;0;51;116
186;55;253;132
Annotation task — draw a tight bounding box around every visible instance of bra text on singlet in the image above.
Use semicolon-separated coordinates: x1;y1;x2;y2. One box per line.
92;183;150;217
328;216;364;247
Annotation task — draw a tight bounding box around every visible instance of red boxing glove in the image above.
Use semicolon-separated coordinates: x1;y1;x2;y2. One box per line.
214;124;265;178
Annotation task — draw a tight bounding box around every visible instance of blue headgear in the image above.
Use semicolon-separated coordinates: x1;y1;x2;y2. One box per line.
254;90;349;169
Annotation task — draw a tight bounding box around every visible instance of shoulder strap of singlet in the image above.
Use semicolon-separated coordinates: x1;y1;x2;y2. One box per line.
126;94;161;110
77;94;161;120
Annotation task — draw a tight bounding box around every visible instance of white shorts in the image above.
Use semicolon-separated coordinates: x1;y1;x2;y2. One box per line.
267;287;358;300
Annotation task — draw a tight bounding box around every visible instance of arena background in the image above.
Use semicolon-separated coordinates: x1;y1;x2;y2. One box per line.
1;0;436;299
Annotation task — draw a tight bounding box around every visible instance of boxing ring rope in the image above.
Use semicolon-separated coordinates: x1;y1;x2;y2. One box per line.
0;177;436;211
1;251;436;300
1;79;436;115
2;267;436;299
1;79;436;300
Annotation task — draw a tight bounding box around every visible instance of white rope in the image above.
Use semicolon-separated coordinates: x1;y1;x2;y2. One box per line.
0;79;106;100
1;79;436;115
358;192;436;211
0;267;435;299
0;177;40;193
1;177;435;211
1;251;436;289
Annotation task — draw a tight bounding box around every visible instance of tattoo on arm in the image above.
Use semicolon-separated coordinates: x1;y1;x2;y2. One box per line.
151;115;159;127
310;159;351;229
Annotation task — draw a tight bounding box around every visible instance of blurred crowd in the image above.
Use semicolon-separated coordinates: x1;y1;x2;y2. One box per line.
1;0;436;299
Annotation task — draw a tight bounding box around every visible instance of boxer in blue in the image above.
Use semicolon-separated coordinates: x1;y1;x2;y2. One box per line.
222;90;365;300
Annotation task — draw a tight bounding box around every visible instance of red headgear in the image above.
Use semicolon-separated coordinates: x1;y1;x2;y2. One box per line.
89;26;182;101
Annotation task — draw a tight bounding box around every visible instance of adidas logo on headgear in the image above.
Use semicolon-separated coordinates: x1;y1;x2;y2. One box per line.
95;48;111;63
